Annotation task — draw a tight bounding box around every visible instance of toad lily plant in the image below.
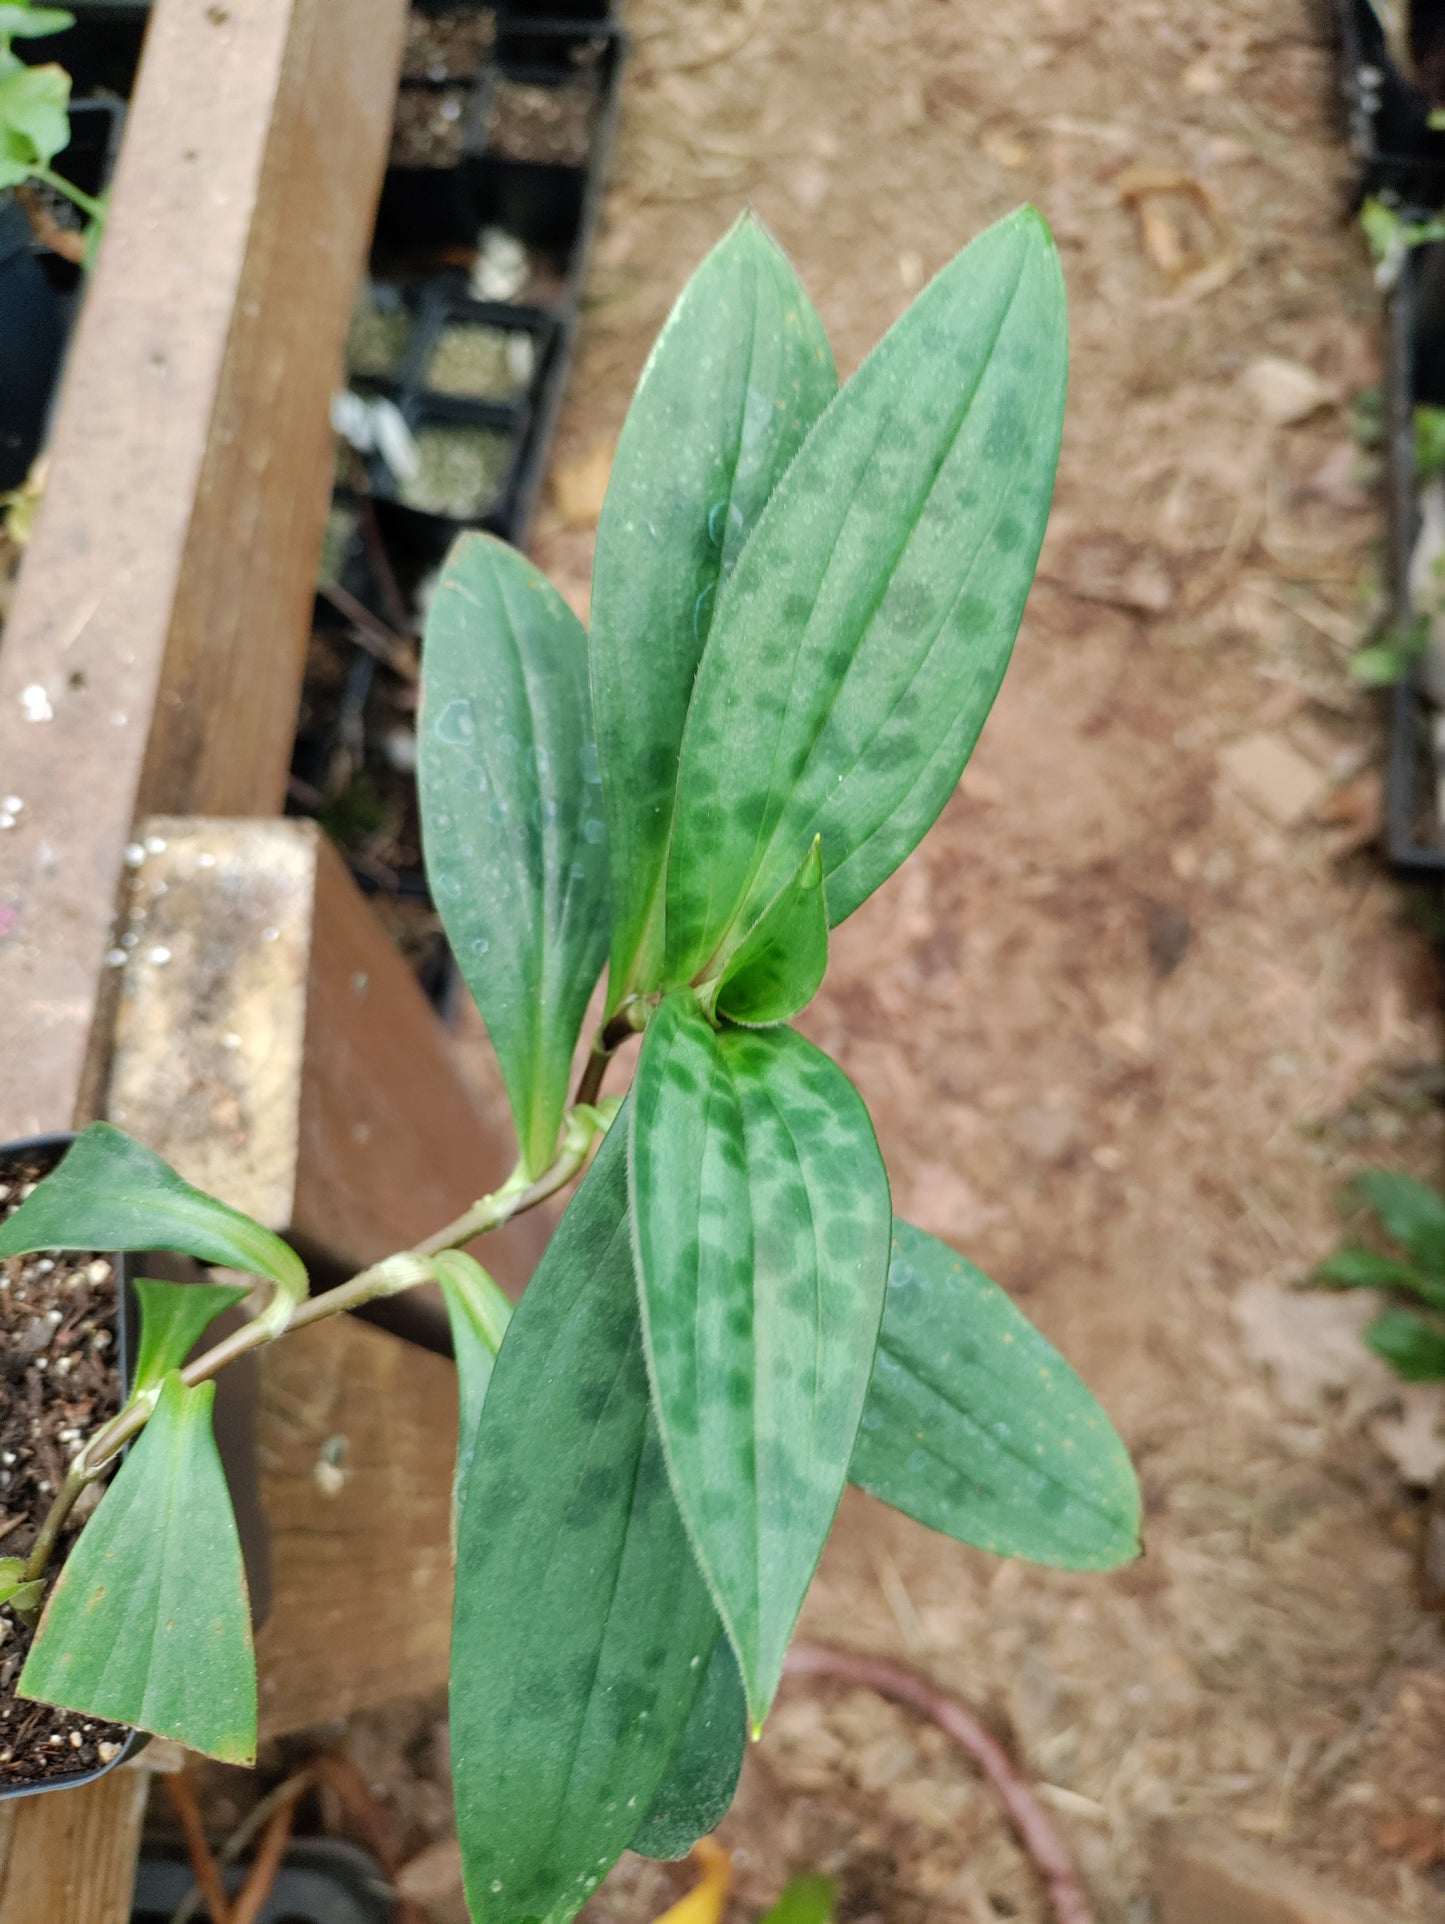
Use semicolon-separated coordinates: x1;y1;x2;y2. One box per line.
0;210;1138;1921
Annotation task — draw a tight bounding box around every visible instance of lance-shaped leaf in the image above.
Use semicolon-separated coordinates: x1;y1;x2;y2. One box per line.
1317;1246;1445;1305
629;995;891;1725
21;1372;256;1763
131;1277;250;1399
849;1221;1139;1570
420;533;610;1177
663;208;1067;982
590;214;837;1005
709;837;827;1028
451;1122;721;1924
630;1638;747;1862
0;7;76;39
0;1123;307;1332
432;1248;511;1525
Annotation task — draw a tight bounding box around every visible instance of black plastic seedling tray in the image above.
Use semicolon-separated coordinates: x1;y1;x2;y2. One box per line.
1383;236;1445;871
133;1840;393;1924
1338;0;1445;205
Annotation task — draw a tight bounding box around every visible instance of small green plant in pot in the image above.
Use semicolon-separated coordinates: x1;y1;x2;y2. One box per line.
0;209;1140;1918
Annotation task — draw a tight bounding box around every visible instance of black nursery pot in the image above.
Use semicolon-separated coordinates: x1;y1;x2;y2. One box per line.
0;199;66;494
0;1135;270;1801
1339;0;1445;204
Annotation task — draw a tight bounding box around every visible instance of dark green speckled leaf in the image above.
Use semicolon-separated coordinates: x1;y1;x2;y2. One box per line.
711;837;827;1028
590;214;837;1007
662;208;1067;983
629;994;891;1725
420;532;609;1177
630;1636;746;1861
849;1221;1140;1570
451;1122;721;1924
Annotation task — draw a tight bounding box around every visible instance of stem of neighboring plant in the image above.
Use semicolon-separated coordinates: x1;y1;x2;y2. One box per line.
29;164;106;224
22;1113;608;1583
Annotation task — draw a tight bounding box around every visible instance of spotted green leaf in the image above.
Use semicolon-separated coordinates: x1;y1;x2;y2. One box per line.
21;1372;256;1762
590;214;837;1006
0;60;68;184
432;1248;511;1526
0;1124;307;1333
420;533;610;1176
662;208;1067;983
451;1121;722;1924
630;1637;746;1861
131;1277;250;1399
629;994;891;1725
709;836;827;1028
849;1221;1139;1569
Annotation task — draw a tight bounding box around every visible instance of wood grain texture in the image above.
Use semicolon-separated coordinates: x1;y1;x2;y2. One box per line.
254;1314;458;1735
0;1767;148;1924
107;818;548;1297
0;0;406;1142
1154;1824;1399;1924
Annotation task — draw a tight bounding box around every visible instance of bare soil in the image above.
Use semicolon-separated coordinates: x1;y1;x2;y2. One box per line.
0;1145;129;1789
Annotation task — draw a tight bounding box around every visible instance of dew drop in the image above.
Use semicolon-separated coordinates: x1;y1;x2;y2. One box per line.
582;818;606;845
487;800;509;826
435;697;477;745
534;744;550;779
498;730;519;755
691;582;716;638
580;741;602;784
470;937;490;957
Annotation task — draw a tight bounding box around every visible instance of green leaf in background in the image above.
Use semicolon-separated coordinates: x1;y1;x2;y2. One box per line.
0;60;69;183
590;214;837;1005
629;994;891;1725
0;1559;33;1607
1365;1306;1445;1382
21;1372;256;1762
451;1122;721;1924
0;1124;308;1333
709;837;827;1028
420;533;610;1177
849;1221;1139;1570
760;1875;837;1924
130;1277;250;1399
663;208;1067;983
1316;1245;1445;1306
630;1638;747;1862
0;6;75;39
432;1248;512;1526
1348;1169;1445;1276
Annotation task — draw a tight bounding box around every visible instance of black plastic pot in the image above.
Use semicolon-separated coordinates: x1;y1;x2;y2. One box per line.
133;1840;394;1924
0;1134;270;1801
1338;0;1445;204
0;199;66;492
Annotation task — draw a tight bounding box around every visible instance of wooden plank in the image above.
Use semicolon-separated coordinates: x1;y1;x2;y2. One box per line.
1154;1823;1400;1924
106;817;548;1297
0;1767;149;1924
254;1314;458;1735
0;0;406;1142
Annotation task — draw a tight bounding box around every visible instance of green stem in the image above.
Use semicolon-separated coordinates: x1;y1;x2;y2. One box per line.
29;163;105;225
21;1109;611;1583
